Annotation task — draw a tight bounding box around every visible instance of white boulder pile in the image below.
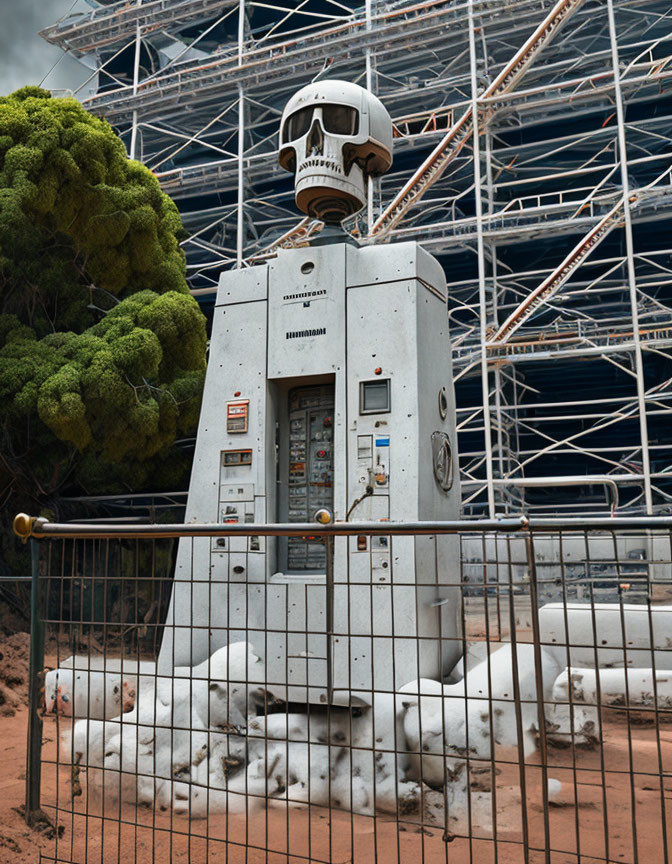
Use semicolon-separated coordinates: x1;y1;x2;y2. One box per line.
62;656;433;820
60;634;666;831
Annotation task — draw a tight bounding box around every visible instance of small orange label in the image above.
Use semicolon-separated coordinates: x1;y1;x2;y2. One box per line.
227;400;249;433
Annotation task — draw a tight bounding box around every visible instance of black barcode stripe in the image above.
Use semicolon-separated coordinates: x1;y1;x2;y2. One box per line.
282;289;327;301
286;328;327;339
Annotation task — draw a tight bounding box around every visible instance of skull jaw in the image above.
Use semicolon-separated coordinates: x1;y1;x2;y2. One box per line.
295;161;365;223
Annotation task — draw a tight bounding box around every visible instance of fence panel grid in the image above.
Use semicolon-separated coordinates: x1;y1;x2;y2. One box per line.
20;517;672;863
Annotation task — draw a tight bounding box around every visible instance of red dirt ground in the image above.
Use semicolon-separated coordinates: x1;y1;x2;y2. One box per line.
0;707;668;864
1;619;671;864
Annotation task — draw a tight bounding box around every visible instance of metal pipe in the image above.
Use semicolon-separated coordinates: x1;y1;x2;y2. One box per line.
15;513;672;541
365;0;374;232
460;475;620;508
606;0;653;515
325;534;335;703
455;392;672;412
469;0;496;518
236;84;245;266
525;534;552;864
236;0;246;266
129;3;142;160
24;541;45;827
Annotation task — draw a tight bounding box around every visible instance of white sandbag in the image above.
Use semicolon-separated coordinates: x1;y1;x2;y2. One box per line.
400;643;561;787
539;603;672;669
554;665;672;709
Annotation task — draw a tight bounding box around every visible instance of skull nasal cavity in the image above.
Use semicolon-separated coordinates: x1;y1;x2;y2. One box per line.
306;118;324;156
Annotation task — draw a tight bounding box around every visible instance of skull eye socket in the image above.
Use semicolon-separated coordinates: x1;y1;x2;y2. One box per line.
284;107;313;142
321;105;358;135
282;104;359;142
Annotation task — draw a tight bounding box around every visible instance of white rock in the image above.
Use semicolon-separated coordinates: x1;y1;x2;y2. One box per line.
545;667;599;745
64;717;120;767
100;724;157;805
206;731;248;788
190;642;266;729
45;668;135;719
400;644;561;787
547;777;563;801
555;666;672;709
539;602;672;669
247;710;349;746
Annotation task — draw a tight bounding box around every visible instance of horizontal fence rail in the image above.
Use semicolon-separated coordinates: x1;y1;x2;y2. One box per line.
15;513;672;538
15;515;672;864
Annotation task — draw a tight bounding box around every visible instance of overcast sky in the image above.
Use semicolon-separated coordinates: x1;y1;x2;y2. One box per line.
1;0;92;97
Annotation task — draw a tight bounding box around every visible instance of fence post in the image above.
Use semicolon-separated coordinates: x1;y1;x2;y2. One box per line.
325;533;334;703
525;533;552;864
25;537;45;826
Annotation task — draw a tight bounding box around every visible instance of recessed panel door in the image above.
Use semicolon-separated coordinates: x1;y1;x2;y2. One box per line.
286;384;335;571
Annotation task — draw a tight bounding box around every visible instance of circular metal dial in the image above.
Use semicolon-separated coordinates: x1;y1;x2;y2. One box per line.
431;431;454;492
438;387;448;420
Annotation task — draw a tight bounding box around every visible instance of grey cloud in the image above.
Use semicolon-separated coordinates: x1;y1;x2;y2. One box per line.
0;0;88;96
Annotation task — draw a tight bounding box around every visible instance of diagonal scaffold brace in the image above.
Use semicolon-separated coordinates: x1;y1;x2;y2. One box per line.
489;195;630;345
369;0;587;240
249;0;586;262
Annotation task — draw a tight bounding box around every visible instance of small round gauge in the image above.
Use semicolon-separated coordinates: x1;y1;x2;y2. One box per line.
438;387;448;420
431;431;453;492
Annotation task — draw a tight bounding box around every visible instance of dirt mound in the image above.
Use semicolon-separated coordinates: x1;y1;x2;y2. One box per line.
0;631;30;715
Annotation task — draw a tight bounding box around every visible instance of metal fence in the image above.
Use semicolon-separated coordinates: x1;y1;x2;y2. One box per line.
14;515;672;864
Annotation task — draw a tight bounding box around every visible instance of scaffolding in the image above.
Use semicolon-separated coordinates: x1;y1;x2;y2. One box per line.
41;0;672;517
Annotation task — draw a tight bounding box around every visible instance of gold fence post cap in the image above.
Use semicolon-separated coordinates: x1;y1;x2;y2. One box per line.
13;513;35;542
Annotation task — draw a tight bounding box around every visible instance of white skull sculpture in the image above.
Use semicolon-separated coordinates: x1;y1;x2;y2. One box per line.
279;80;393;224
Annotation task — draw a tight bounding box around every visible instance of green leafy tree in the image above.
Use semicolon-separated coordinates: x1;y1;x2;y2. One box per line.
0;87;207;563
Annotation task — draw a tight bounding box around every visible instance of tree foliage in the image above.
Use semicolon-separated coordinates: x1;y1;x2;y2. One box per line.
0;87;206;534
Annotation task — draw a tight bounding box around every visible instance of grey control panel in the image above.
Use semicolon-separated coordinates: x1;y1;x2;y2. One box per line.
287;384;335;570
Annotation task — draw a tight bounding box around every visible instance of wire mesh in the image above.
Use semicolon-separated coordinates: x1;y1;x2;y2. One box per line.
24;518;672;863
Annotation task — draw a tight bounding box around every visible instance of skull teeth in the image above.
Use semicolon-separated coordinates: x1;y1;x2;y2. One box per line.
298;158;343;175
